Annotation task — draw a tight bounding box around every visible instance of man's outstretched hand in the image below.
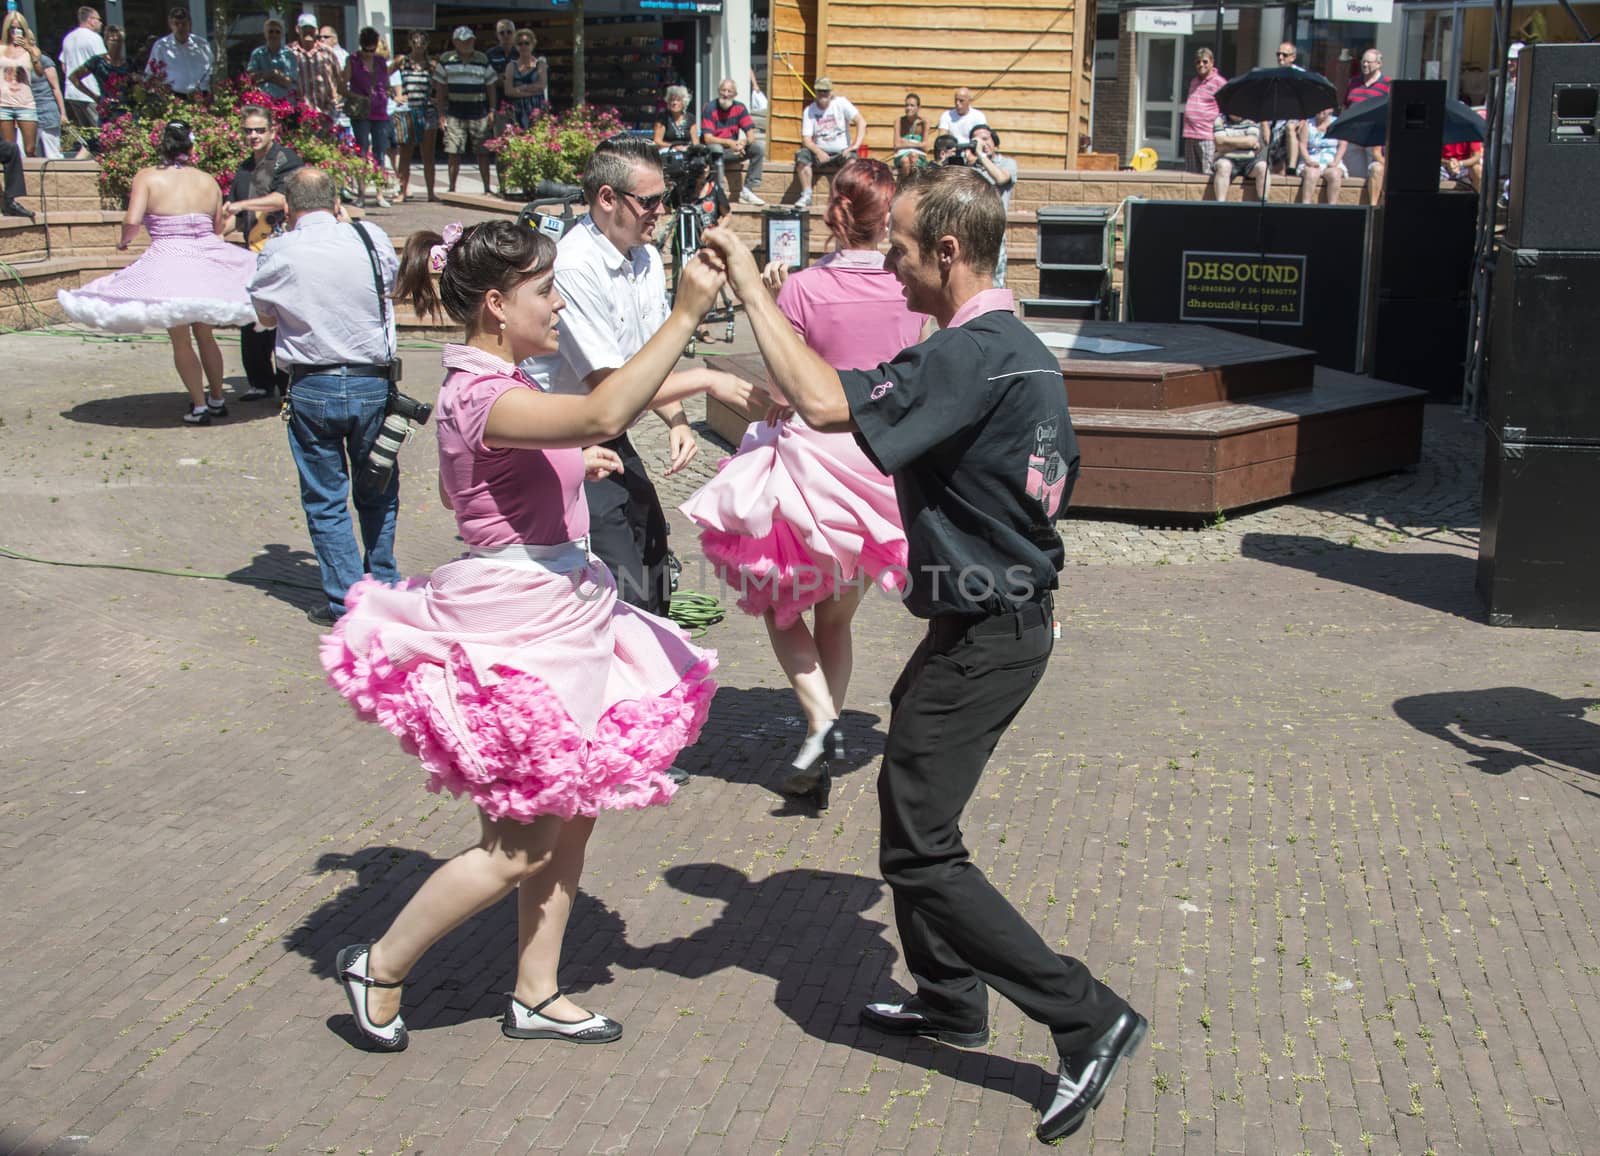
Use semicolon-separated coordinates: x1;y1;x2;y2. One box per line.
673;248;730;320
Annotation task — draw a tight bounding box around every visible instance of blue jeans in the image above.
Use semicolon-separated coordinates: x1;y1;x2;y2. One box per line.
286;372;400;616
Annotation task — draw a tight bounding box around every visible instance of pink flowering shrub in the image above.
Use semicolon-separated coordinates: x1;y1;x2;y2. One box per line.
488;104;627;195
96;75;382;203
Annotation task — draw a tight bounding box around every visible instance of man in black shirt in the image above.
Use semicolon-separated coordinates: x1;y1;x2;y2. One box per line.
224;105;302;400
700;166;1144;1144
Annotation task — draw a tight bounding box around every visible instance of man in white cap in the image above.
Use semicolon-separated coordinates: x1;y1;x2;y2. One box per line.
433;27;498;194
793;77;865;209
290;13;344;118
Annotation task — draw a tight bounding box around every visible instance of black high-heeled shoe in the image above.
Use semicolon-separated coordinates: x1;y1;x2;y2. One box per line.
778;722;836;809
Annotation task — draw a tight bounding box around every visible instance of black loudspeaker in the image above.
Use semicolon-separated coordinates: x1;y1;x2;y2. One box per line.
1487;245;1600;444
1383;80;1448;195
1376;191;1477;299
1477;425;1600;629
1507;42;1600;251
1372;298;1468;398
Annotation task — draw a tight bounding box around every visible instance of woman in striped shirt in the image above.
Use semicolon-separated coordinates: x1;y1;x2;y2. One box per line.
391;30;438;202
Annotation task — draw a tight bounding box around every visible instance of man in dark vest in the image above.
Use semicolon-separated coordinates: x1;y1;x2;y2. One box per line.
700;166;1146;1143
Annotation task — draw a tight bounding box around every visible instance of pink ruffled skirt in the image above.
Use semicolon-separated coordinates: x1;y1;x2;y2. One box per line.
679;417;908;629
320;547;717;822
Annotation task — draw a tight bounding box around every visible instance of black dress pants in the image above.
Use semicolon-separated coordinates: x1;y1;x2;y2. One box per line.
240;323;288;395
0;140;24;201
877;595;1126;1055
584;433;672;617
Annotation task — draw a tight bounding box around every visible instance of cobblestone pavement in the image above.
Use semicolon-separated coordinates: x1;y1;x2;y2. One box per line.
3;327;1597;1156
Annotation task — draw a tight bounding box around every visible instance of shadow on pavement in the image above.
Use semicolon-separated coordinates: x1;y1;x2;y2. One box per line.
61;380;282;428
225;543;324;610
679;685;883;805
1393;687;1600;787
1240;531;1484;619
617;863;1051;1112
288;847;633;1038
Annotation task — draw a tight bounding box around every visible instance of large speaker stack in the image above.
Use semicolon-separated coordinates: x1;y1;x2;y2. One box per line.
1370;80;1476;398
1477;42;1600;629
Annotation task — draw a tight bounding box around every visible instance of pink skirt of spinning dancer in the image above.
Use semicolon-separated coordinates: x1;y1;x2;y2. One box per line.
680;417;908;629
320;543;717;822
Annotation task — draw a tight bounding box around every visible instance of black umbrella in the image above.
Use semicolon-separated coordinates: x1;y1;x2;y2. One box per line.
1324;94;1489;147
1214;67;1339;122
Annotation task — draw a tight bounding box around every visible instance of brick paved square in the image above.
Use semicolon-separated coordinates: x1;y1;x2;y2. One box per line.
1;328;1597;1154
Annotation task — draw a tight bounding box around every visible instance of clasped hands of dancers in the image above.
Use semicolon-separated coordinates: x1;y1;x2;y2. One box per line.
323;162;1143;1144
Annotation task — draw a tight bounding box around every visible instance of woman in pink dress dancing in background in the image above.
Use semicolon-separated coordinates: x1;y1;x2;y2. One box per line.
57;121;256;425
680;159;926;809
325;220;723;1052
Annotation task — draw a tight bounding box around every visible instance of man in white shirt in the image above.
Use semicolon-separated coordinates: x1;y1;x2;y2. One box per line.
60;6;106;141
319;26;349;69
247;166;402;626
525;138;751;615
146;6;213;96
794;77;866;209
936;87;988;143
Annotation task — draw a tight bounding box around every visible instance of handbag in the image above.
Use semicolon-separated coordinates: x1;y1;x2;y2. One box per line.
343;90;371;121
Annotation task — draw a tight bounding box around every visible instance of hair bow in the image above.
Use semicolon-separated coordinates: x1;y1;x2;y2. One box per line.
429;221;465;273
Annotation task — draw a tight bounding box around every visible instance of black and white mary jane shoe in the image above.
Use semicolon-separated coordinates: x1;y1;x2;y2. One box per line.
502;991;623;1044
335;943;408;1052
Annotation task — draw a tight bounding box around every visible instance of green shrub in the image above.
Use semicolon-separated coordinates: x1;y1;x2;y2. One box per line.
488;105;628;196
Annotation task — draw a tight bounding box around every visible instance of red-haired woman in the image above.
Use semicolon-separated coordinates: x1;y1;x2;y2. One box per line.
680;158;927;808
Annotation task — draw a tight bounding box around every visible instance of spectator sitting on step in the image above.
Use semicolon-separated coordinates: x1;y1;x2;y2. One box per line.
935;86;987;143
1295;106;1345;204
793;77;864;209
699;76;767;205
1441;139;1482;192
655;84;695;152
893;92;928;179
1207;113;1269;202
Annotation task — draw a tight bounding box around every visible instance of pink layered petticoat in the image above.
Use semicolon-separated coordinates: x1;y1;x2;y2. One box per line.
680;417;908;629
320;553;716;822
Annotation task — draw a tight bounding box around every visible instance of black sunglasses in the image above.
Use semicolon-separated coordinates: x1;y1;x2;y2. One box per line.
1277;51;1295;58
621;189;667;212
242;125;270;135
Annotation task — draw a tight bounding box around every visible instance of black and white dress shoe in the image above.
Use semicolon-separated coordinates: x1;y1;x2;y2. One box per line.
335;943;408;1052
859;996;989;1048
502;992;623;1043
1037;1008;1148;1142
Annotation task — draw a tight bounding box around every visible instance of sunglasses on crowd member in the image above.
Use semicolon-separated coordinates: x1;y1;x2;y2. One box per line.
242;124;271;136
1277;50;1295;59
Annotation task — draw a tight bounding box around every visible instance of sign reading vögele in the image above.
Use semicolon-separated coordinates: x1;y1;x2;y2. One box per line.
1180;251;1307;326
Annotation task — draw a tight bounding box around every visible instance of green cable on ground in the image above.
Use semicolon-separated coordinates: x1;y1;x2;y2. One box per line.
0;544;324;591
668;590;725;638
2;544;730;635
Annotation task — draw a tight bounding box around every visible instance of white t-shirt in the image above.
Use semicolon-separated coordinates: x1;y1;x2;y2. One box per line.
523;216;670;398
803;96;860;157
937;106;988;143
60;25;107;102
146;33;214;94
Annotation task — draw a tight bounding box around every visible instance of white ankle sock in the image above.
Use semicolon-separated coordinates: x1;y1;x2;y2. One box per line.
793;725;834;770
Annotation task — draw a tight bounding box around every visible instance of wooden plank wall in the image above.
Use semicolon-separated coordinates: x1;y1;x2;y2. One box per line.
769;0;822;167
767;0;1088;171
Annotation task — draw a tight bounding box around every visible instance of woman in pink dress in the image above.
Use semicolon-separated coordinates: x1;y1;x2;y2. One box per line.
57;121;256;425
326;220;723;1052
679;159;926;808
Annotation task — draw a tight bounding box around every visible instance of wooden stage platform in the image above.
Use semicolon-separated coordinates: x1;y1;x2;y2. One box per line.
702;321;1426;517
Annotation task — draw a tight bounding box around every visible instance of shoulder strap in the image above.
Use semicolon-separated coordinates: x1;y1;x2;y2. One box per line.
350;220;393;361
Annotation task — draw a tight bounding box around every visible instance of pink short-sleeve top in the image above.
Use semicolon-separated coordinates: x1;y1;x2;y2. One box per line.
435;344;589;548
774;249;927;370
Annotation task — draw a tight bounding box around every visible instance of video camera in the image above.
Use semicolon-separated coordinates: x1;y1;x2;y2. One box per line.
944;141;979;166
516;181;586;241
660;144;715;256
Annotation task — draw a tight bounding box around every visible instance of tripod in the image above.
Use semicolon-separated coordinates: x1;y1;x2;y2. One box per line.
666;201;737;356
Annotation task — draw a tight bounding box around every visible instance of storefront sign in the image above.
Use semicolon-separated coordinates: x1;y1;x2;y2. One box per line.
1312;0;1393;22
637;0;724;12
1125;201;1372;371
1130;9;1195;35
1180;251;1307;326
